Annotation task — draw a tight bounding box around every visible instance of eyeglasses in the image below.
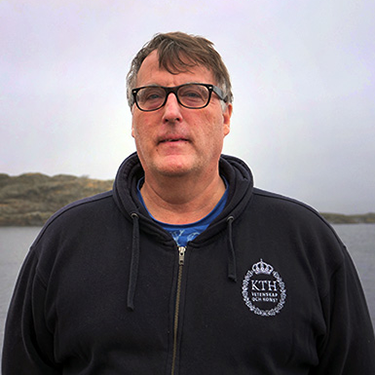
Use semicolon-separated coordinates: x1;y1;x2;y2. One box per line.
132;83;227;112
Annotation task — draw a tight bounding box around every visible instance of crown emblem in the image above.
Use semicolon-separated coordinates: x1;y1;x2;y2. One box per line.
252;259;274;275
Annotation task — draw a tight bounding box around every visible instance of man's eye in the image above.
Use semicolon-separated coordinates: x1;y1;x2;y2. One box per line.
179;87;208;106
182;89;201;98
146;93;162;100
140;89;164;102
186;90;201;98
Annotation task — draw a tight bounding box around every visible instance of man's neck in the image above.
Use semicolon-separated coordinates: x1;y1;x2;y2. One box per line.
140;173;226;225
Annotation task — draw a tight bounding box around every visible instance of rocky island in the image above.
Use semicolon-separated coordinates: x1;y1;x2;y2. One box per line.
0;173;113;226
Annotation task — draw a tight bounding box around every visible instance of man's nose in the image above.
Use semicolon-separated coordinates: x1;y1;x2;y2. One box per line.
162;93;182;122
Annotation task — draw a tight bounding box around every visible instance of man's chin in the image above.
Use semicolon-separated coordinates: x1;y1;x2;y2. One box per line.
156;157;196;178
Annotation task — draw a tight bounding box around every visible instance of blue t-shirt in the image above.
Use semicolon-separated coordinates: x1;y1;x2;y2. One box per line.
137;179;228;247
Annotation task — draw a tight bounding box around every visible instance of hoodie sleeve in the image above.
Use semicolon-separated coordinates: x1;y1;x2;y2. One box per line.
311;247;375;374
2;249;61;374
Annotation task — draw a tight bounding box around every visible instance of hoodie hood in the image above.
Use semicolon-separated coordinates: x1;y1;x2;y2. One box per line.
112;152;254;309
113;152;254;224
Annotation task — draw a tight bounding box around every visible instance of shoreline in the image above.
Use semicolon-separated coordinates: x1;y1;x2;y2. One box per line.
1;172;374;226
1;213;374;228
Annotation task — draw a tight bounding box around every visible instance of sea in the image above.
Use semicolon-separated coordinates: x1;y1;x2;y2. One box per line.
0;224;374;354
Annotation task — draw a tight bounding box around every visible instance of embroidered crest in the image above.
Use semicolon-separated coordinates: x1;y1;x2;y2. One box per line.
242;259;287;317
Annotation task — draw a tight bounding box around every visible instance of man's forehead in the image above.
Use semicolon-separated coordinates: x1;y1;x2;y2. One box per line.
136;50;214;86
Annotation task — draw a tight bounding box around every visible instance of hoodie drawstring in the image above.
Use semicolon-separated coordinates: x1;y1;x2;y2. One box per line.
127;213;140;311
226;216;237;282
127;213;237;310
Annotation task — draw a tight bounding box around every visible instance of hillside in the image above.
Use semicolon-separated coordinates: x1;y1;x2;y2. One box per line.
320;212;375;224
0;173;113;226
0;173;374;226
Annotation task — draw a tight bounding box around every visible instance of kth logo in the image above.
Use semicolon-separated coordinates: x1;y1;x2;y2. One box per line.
242;259;286;317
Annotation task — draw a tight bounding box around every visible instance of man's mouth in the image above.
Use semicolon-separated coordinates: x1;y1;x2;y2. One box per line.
159;138;189;144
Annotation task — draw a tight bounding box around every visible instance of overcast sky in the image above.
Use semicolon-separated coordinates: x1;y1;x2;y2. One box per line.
1;0;374;214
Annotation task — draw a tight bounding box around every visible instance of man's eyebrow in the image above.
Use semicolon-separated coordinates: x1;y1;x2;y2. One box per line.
138;81;204;88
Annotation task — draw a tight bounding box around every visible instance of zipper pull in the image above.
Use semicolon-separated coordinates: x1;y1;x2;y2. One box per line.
178;246;186;265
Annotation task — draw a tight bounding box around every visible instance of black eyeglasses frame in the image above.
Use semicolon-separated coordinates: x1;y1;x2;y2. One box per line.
131;83;227;112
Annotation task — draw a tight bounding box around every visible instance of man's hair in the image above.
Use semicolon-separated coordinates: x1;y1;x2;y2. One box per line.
126;31;233;108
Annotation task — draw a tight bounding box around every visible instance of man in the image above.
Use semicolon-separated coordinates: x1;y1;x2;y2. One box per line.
3;32;375;374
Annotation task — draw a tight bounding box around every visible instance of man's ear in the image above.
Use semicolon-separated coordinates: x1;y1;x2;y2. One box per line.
223;103;232;137
131;108;136;138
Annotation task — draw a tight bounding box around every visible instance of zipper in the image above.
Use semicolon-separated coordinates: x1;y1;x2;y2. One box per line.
171;246;186;375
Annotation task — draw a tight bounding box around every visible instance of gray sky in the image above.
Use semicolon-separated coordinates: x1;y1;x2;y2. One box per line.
1;0;374;214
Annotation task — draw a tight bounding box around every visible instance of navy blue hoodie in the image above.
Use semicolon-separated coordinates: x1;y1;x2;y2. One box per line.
2;153;375;374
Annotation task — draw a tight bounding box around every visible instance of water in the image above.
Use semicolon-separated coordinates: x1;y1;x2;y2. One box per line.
0;225;374;353
0;227;42;352
331;224;375;328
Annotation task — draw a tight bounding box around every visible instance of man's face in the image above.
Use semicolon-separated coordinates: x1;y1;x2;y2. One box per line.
131;50;232;180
